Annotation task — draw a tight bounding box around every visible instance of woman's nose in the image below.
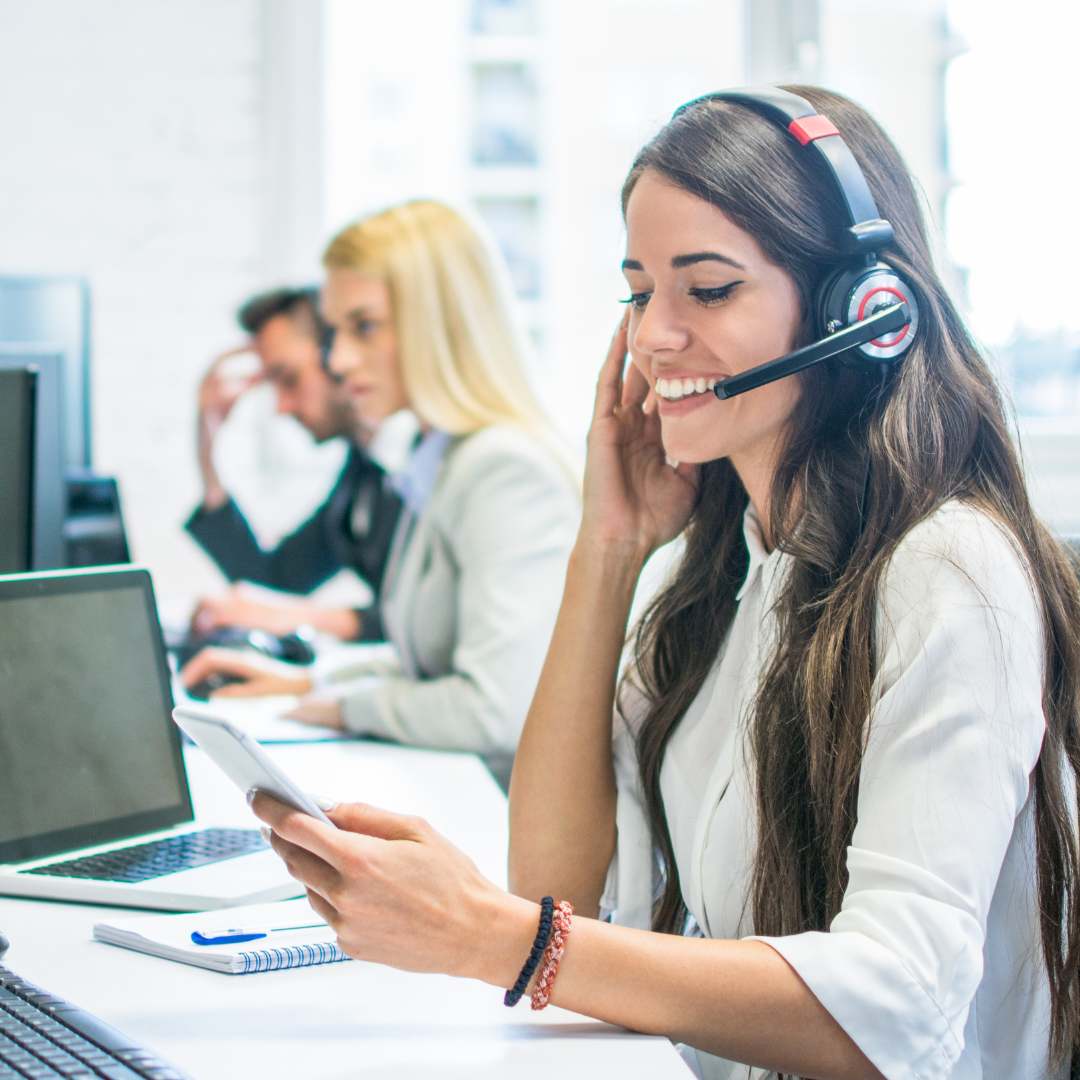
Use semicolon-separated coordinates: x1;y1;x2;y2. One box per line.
328;337;359;380
631;294;689;356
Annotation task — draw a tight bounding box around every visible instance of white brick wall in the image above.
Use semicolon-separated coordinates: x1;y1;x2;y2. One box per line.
0;0;344;612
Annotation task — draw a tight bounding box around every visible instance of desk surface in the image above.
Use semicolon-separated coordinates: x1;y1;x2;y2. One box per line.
0;742;689;1078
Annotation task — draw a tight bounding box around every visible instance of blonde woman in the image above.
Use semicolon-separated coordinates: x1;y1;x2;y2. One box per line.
182;201;580;783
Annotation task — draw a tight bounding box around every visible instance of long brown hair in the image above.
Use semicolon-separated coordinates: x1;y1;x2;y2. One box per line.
622;86;1080;1068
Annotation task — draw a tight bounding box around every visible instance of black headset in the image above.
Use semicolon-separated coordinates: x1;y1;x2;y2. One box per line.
671;87;919;400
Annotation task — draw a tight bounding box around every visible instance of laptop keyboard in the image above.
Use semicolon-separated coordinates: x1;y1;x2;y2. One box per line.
0;963;188;1078
20;829;267;884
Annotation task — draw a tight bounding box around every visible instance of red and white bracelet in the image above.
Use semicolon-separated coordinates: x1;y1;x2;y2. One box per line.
530;900;574;1010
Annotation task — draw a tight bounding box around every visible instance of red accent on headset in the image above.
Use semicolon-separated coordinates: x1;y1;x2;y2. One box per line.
858;286;910;348
788;115;840;146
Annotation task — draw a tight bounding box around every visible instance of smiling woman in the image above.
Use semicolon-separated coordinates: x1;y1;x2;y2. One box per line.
620;172;803;484
250;89;1080;1080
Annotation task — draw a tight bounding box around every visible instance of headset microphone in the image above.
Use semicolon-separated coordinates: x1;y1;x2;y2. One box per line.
713;302;908;400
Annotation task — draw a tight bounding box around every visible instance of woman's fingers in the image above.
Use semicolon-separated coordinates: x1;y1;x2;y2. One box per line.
642;400;662;443
327;801;428;842
251;792;355;866
212;678;278;698
305;887;339;929
621;359;651;410
673;460;702;487
266;829;341;901
283;695;345;729
180;649;310;699
591;313;630;424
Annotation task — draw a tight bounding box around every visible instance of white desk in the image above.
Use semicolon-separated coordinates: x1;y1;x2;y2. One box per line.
0;742;690;1078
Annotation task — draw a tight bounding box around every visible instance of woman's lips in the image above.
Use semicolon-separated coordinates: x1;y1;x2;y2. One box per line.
656;389;718;416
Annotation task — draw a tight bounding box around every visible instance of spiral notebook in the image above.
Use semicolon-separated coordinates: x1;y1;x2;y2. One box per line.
93;898;350;975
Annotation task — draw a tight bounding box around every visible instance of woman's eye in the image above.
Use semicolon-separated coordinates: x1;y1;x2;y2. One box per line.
619;292;652;310
352;320;377;338
689;282;741;306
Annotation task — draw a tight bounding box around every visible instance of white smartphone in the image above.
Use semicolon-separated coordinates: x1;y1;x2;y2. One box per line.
172;704;335;826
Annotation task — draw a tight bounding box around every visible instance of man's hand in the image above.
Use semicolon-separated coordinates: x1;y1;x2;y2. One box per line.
191;583;361;641
191;583;306;637
197;344;262;510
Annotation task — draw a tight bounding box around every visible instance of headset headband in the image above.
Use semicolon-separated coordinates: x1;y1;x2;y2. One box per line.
673;87;894;259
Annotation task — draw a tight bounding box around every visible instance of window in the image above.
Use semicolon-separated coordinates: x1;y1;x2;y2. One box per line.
946;0;1080;533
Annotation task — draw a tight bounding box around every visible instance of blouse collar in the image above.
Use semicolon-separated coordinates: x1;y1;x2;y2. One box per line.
736;503;781;602
390;429;453;514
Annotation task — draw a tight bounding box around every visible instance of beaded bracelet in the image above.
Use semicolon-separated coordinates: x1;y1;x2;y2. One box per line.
503;895;554;1007
530;899;574;1010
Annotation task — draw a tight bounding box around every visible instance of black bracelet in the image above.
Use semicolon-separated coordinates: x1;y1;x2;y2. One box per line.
503;895;555;1007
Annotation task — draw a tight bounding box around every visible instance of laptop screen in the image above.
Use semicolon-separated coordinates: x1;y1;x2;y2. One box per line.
0;568;192;864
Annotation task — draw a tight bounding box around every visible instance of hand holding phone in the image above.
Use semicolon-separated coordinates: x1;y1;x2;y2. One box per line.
172;705;335;826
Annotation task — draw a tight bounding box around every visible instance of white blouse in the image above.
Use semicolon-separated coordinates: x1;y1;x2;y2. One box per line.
603;501;1063;1079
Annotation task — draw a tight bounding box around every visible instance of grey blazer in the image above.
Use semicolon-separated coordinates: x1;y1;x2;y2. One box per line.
328;425;580;782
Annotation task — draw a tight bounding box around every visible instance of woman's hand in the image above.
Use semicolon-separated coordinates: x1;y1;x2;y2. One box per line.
179;647;314;699
251;794;539;984
580;314;700;560
283;693;345;730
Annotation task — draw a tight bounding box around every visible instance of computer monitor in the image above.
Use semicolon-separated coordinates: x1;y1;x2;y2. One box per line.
0;276;92;468
63;472;131;567
0;347;66;569
0;368;37;573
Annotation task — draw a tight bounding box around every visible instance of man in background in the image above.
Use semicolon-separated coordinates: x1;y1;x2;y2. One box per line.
185;287;402;642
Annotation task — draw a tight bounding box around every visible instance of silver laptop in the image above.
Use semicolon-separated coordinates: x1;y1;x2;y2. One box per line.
0;566;301;910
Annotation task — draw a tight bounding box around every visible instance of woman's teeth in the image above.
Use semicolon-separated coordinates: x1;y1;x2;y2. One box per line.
655;376;717;401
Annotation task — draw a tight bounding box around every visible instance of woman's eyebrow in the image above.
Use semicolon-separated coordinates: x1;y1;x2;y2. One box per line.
671;251;746;271
620;252;748;272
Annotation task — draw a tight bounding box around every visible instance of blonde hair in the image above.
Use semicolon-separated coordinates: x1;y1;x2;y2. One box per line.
323;200;553;439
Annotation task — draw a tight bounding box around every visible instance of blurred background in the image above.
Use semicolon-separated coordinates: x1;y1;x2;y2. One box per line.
2;0;1077;605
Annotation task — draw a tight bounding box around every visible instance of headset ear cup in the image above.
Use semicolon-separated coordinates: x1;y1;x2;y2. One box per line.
818;262;919;366
848;265;919;363
815;265;860;342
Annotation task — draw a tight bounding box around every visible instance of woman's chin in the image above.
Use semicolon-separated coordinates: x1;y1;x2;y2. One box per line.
658;430;729;467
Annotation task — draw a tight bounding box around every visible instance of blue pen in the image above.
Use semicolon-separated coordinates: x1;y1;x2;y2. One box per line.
191;921;325;946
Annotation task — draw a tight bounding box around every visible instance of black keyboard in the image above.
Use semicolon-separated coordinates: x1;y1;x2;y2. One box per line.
20;829;267;884
0;964;187;1078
